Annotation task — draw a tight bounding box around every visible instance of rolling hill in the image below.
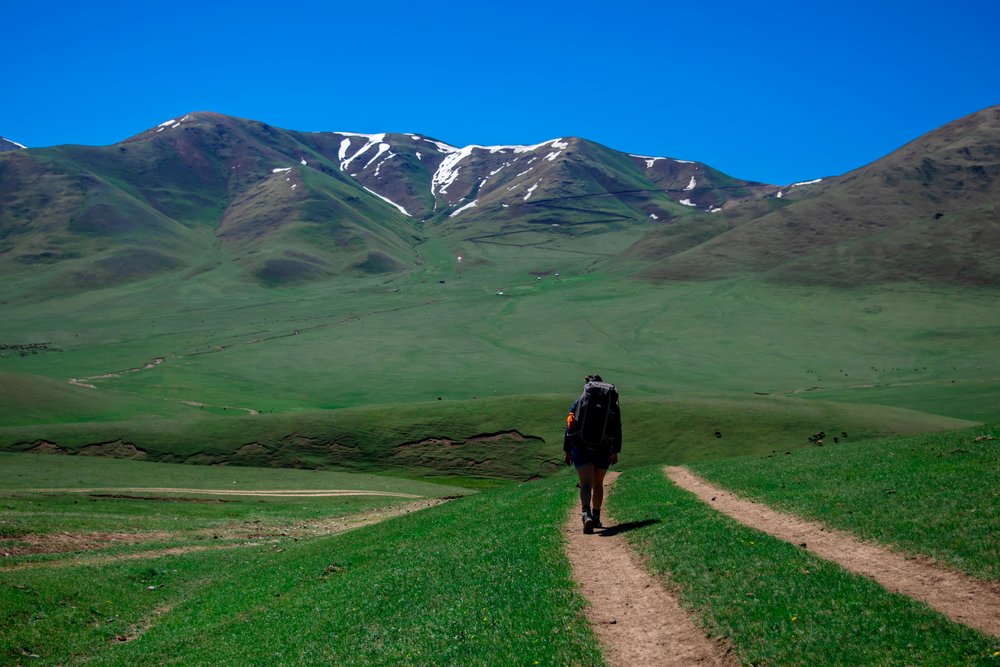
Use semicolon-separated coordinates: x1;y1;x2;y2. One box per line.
2;106;999;475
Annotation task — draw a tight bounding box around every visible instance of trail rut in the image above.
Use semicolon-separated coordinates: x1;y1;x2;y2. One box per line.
2;498;447;570
564;472;735;666
666;466;1000;638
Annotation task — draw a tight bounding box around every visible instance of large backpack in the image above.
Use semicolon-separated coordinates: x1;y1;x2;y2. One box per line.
574;381;618;450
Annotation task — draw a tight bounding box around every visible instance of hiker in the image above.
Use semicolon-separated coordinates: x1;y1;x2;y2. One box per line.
563;374;622;534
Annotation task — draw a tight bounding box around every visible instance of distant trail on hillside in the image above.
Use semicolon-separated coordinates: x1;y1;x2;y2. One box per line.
564;472;735;666
665;467;1000;638
3;498;448;570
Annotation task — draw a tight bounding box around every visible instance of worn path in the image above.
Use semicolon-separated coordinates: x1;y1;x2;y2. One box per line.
2;498;446;569
666;466;1000;638
564;471;735;666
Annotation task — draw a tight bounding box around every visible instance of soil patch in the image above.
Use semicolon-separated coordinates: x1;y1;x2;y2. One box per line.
25;487;421;499
564;472;735;666
1;531;173;556
1;498;448;569
666;466;1000;638
89;494;235;503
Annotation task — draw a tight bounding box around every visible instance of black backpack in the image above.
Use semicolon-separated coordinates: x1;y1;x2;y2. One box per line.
574;381;618;450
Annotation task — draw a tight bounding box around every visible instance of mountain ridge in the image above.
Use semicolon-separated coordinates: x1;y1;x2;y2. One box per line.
2;105;998;291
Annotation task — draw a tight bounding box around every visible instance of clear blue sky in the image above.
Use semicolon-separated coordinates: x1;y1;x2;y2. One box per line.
4;0;998;184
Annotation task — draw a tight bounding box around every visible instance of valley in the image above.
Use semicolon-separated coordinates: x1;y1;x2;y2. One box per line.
1;106;998;665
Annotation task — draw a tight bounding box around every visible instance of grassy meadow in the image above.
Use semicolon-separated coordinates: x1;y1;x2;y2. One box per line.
610;463;998;666
2;425;998;665
3;234;998;473
3;208;1000;664
690;423;1000;580
1;461;599;666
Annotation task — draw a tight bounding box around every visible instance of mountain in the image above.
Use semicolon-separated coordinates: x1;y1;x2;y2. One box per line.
2;106;998;293
0;112;771;290
631;105;1000;286
0;137;26;152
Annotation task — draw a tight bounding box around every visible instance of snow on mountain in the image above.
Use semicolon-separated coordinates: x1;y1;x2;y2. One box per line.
0;137;27;151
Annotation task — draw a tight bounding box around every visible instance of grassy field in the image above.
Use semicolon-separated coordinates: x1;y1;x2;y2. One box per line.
3;258;999;417
3;218;998;475
0;453;468;566
689;423;1000;580
1;465;601;666
610;466;999;666
0;394;973;482
4;434;997;665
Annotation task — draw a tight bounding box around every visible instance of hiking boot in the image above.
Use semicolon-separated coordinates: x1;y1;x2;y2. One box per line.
582;510;594;534
592;510;603;529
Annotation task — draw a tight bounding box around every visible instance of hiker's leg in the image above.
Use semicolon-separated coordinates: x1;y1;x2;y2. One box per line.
575;463;595;509
592;466;608;510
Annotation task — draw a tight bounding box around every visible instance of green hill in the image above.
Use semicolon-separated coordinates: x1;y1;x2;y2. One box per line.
2;107;1000;476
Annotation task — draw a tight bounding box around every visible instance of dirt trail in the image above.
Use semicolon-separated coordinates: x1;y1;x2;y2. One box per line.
666;466;1000;638
2;498;447;570
564;472;735;666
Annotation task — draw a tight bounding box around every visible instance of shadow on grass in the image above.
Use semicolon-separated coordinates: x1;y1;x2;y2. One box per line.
598;518;660;537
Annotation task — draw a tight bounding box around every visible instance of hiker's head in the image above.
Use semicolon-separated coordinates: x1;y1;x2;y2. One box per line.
585;374;603;384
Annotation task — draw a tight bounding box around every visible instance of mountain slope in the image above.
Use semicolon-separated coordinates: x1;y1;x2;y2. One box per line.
0;113;425;288
633;105;1000;286
0;112;770;291
4;106;998;292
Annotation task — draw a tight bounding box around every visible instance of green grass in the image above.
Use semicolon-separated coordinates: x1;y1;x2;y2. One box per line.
0;394;971;481
689;423;1000;580
3;259;999;421
0;454;470;566
610;466;999;666
0;472;602;666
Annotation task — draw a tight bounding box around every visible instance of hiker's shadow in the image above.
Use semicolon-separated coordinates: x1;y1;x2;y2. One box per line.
598;518;660;536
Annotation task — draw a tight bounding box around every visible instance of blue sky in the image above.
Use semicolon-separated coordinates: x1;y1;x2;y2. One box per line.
4;0;998;184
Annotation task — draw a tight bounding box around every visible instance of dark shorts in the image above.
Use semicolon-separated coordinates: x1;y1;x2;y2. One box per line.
571;446;611;470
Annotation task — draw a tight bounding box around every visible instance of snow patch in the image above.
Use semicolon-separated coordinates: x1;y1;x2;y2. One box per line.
363;143;391;169
432;145;476;195
411;135;422;141
340;133;387;171
791;178;823;187
338;138;352;162
373;153;396;177
5;138;27;149
649;213;659;220
776;191;784;199
362;186;411;216
415;152;423;160
684;176;697;191
449;200;478;217
523;182;540;201
710;207;722;213
424;138;459;153
679;199;697;207
273;167;293;173
300;158;308;165
430;139;566;198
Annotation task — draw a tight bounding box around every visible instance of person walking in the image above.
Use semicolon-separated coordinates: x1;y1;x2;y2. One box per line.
563;374;622;534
